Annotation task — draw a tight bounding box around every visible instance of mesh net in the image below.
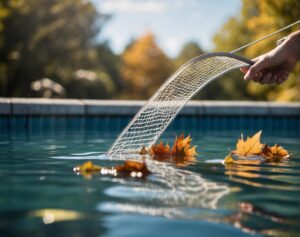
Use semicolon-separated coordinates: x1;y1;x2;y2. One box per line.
109;52;252;156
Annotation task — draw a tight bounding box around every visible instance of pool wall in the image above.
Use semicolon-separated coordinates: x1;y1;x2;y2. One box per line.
0;98;299;134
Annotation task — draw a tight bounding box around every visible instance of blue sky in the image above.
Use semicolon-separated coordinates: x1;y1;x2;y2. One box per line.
92;0;241;57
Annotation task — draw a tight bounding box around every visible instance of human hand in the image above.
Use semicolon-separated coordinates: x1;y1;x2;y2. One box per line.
240;31;300;85
240;46;297;85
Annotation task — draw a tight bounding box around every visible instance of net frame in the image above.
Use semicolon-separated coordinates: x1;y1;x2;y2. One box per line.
109;52;253;156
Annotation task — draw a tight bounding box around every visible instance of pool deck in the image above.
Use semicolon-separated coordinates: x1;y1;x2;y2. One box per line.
0;98;299;116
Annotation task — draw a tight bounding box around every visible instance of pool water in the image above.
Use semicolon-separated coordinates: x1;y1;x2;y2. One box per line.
0;117;299;237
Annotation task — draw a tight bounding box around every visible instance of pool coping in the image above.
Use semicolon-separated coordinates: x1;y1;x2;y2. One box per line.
0;98;299;116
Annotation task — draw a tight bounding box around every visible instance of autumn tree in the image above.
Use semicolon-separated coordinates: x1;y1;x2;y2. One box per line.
175;41;204;67
120;32;175;99
213;0;300;101
0;0;120;98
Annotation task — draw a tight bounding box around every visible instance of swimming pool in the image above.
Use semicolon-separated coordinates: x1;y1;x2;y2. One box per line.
0;100;299;237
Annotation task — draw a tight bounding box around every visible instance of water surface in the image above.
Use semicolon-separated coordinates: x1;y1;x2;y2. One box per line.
0;121;299;237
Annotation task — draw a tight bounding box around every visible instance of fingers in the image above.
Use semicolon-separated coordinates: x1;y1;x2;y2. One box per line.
260;72;272;84
242;52;291;85
240;57;260;76
252;72;288;85
240;66;249;74
276;74;288;84
243;54;273;81
245;61;266;81
252;72;263;82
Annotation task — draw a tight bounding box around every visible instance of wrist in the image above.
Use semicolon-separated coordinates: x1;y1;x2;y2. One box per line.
283;31;300;60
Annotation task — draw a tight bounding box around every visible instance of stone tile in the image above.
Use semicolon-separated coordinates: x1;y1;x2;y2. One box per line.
0;98;299;117
11;98;85;115
83;100;144;115
268;102;300;116
0;98;11;115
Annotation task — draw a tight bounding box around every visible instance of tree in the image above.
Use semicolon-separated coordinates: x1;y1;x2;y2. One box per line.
120;32;175;99
0;0;119;99
175;41;204;67
213;0;300;101
244;0;300;101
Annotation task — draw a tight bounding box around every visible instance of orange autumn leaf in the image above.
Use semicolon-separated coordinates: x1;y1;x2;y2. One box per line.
171;134;198;158
74;160;150;179
139;146;148;155
233;131;264;156
115;160;150;177
149;140;170;157
261;144;291;162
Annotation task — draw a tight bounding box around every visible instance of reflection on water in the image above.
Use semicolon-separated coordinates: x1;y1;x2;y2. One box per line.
225;159;300;191
29;209;84;224
229;202;300;236
102;158;230;211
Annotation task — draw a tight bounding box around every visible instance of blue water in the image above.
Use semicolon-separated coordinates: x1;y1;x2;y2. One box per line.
0;116;299;237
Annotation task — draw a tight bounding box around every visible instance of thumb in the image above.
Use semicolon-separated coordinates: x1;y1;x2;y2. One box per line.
240;66;249;74
244;57;269;80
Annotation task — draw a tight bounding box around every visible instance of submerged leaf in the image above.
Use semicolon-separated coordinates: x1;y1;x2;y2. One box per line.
115;160;150;177
261;144;291;162
233;131;264;157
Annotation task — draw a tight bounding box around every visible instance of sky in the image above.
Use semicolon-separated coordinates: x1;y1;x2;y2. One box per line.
92;0;241;57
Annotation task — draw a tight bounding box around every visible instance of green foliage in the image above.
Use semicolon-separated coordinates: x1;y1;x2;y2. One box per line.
175;42;204;67
2;0;298;101
213;0;300;101
0;0;120;98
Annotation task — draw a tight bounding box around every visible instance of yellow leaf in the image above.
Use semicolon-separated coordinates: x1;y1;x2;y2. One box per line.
233;131;264;156
223;152;235;164
73;161;102;179
73;161;101;173
261;144;291;162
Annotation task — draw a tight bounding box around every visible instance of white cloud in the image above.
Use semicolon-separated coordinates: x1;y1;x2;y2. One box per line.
99;0;168;13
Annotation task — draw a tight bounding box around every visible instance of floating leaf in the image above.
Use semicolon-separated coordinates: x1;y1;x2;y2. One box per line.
73;161;102;179
261;144;291;162
74;160;150;179
233;131;264;156
148;134;198;166
223;152;235;164
171;134;198;158
73;161;101;173
149;140;170;157
115;160;150;178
